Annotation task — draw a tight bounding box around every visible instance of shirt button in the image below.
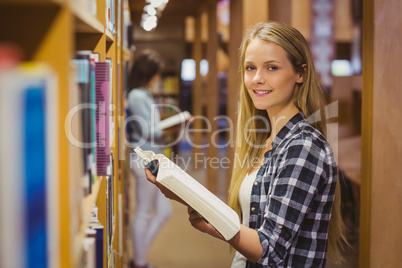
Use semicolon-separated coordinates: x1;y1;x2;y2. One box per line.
278;225;283;229
254;182;258;186
251;207;256;212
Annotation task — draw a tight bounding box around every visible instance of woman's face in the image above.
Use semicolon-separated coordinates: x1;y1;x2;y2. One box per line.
244;38;303;115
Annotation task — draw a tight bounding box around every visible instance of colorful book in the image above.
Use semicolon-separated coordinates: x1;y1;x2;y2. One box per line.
95;61;111;176
72;55;92;195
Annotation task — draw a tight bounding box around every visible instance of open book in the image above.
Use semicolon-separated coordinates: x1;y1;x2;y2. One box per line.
134;147;240;241
159;111;191;130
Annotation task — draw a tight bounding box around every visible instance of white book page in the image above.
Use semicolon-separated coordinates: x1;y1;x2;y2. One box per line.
155;156;240;227
133;147;155;164
159;111;191;130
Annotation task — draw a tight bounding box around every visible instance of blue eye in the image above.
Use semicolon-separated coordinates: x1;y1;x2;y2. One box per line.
245;66;255;71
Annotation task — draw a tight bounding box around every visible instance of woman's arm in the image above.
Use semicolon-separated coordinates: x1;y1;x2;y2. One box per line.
228;225;263;263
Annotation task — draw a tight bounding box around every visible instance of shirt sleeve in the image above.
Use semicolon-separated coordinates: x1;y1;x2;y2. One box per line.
256;137;331;266
127;90;163;140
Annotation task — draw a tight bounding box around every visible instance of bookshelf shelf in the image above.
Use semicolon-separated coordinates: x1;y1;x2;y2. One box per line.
106;29;115;42
72;2;104;34
153;93;180;97
71;177;102;267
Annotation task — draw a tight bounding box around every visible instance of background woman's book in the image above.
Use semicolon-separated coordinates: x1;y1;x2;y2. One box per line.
159;111;191;130
134;147;240;241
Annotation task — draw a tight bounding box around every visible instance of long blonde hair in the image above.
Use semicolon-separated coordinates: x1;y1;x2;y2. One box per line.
228;21;347;264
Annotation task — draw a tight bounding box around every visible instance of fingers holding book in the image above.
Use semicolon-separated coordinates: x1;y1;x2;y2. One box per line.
144;166;157;184
188;207;209;230
187;207;225;241
144;166;187;205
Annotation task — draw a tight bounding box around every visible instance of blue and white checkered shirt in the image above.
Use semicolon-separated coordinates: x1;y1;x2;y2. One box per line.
246;112;337;268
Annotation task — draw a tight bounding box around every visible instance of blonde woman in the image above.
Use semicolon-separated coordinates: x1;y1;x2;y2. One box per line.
146;22;346;267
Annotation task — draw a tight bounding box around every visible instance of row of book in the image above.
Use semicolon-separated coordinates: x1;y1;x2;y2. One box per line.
106;0;116;34
73;0;115;34
122;0;133;51
74;0;97;16
71;50;115;196
154;96;180;115
72;50;118;267
149;75;180;95
0;47;117;266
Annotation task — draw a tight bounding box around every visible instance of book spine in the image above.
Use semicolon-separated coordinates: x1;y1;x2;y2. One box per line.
82;237;96;268
95;61;111;176
92;225;104;268
90;58;97;180
72;58;92;195
24;86;48;268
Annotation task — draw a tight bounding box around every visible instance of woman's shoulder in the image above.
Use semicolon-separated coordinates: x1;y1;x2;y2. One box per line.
284;120;334;158
128;88;149;99
127;89;153;106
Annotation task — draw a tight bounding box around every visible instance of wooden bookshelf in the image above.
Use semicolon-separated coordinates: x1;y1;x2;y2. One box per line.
0;0;132;267
122;47;132;61
106;29;115;42
72;178;103;267
72;2;104;34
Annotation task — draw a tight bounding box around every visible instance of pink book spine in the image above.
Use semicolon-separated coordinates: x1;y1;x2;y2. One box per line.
95;61;110;176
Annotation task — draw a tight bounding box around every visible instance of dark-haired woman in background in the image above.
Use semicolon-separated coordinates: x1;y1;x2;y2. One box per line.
126;49;172;268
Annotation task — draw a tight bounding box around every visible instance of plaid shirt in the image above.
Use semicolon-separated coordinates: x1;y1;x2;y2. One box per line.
246;112;337;268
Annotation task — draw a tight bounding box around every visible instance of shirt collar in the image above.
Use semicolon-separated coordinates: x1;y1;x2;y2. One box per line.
271;111;306;150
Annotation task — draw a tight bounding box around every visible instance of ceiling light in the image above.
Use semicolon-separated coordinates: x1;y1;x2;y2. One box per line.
150;0;164;8
141;0;169;31
144;4;157;16
141;15;158;31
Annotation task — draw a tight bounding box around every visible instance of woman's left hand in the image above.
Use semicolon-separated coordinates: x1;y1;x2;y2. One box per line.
187;207;225;240
144;167;187;205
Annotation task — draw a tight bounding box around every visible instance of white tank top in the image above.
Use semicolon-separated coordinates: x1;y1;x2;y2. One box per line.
231;170;258;268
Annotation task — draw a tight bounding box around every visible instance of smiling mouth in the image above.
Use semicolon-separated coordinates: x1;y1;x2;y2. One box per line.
253;89;273;95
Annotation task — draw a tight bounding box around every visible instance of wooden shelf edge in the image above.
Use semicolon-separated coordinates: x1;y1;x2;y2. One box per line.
71;1;104;34
82;177;103;226
122;47;132;60
71;177;103;266
107;222;117;267
152;92;180;97
105;29;115;42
